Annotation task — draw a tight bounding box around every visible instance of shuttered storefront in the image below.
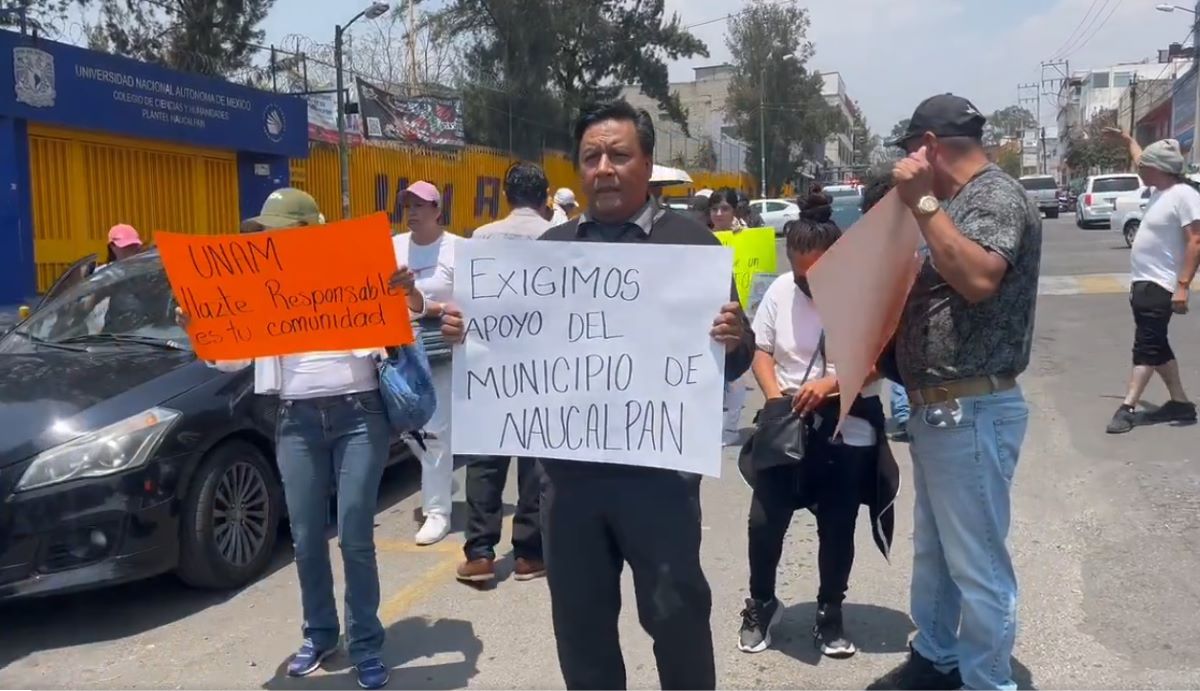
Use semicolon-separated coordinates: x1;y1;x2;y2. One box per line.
27;125;239;291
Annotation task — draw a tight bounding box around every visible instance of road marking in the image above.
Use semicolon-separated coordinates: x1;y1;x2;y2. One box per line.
376;538;461;555
379;553;461;622
1039;273;1198;296
377;514;516;622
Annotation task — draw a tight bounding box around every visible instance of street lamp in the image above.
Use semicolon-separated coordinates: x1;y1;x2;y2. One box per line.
336;2;391;220
1155;1;1200;167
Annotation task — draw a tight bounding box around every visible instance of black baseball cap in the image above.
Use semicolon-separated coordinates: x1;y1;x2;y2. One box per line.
887;93;987;148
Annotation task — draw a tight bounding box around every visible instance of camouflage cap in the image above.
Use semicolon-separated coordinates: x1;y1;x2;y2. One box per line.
247;188;323;229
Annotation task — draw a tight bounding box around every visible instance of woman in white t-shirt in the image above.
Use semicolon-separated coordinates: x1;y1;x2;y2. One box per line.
175;187;426;689
1105;132;1200;433
391;181;461;545
737;210;890;661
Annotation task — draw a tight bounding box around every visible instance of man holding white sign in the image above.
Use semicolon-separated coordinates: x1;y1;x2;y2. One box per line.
443;100;753;690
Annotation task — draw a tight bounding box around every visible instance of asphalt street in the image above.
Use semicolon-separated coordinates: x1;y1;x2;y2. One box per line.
2;215;1199;689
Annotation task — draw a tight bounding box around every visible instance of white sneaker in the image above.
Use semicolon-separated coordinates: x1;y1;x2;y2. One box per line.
415;513;451;546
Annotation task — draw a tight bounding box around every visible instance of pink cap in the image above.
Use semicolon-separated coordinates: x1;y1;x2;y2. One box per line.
107;224;142;248
403;180;441;206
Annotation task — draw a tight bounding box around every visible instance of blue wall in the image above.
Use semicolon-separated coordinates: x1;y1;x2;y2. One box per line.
0;116;33;303
237;153;291;221
0;31;310;302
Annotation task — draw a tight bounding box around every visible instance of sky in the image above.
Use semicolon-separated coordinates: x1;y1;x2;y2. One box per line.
167;0;1200;138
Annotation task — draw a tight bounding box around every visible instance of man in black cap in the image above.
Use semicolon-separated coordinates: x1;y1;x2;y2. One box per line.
869;94;1042;691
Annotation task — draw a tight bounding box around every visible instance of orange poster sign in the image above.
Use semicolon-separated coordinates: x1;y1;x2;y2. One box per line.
157;213;414;361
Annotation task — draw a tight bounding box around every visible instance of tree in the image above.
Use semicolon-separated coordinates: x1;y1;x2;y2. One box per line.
430;0;707;157
1065;108;1130;174
888;118;911;143
847;99;876;167
984;105;1036;146
0;0;74;37
84;0;275;78
691;136;718;171
284;3;457;96
725;0;842;194
996;146;1021;178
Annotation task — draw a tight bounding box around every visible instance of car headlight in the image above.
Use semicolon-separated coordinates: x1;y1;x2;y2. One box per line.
16;407;181;492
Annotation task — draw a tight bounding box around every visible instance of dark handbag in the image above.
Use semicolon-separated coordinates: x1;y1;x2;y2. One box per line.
747;333;826;471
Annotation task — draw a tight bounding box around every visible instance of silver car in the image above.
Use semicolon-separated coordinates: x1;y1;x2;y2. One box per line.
1075;174;1143;229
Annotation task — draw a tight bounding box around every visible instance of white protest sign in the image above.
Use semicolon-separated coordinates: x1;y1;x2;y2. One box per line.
451;240;732;477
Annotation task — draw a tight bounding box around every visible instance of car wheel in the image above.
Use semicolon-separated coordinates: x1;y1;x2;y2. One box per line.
1046;208;1059;219
1076;215;1086;229
177;440;282;590
1124;220;1139;248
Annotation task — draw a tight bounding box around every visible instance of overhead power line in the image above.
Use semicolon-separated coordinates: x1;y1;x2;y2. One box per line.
1049;0;1103;61
1059;0;1125;60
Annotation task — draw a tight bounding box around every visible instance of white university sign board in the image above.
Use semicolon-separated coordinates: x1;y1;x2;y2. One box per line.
451;240;732;477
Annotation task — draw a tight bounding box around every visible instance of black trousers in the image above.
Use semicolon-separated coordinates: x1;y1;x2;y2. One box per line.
748;442;872;606
541;463;715;690
1131;280;1176;366
464;455;543;561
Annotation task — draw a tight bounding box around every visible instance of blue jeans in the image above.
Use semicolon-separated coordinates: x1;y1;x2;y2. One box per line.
908;387;1029;691
277;390;390;664
890;380;910;424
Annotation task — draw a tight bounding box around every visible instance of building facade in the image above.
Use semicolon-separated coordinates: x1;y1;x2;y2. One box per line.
619;64;748;173
820;72;855;178
0;30;308;302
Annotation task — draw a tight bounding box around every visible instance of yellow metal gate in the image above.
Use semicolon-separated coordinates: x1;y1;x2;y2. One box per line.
28;125;240;292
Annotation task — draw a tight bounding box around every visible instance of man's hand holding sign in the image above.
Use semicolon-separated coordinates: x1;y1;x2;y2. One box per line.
159;213;417;360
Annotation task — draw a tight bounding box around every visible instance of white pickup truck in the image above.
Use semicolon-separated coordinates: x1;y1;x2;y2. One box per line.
1018;175;1060;219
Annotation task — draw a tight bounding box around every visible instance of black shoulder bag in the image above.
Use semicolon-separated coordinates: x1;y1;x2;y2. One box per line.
746;332;826;472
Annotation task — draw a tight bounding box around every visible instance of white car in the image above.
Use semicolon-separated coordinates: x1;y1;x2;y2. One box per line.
1108;173;1200;247
750;198;800;236
1076;173;1144;229
1111;187;1152;247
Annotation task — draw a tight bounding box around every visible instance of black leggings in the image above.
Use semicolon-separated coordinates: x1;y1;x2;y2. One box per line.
1131;281;1175;366
747;442;872;606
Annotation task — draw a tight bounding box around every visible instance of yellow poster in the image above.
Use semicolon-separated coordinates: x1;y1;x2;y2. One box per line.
714;227;778;309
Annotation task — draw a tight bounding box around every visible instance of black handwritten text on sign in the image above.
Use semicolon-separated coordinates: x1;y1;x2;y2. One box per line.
449;239;734;477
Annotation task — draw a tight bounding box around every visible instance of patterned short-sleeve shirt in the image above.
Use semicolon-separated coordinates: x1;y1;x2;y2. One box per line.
896;163;1042;388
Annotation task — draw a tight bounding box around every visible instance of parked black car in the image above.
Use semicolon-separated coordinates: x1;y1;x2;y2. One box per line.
0;251;441;601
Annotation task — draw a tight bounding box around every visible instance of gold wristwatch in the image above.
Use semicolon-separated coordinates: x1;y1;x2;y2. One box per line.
914;195;939;217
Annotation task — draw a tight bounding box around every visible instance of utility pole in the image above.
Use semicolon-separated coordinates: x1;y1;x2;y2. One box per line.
1040;126;1047;175
1193;0;1200;167
407;0;419;89
1129;74;1138;136
335;24;350;219
759;64;767;197
1040;59;1069;180
1018;82;1040;175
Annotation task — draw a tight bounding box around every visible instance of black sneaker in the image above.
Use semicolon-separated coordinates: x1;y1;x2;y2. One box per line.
866;645;962;690
813;602;857;658
1106;404;1137;434
1147;400;1198;423
737;597;782;653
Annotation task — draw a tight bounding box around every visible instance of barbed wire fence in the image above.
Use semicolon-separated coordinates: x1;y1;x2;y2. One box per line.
47;11;748;173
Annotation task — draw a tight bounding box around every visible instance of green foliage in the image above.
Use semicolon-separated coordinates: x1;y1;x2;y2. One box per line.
725;0;841;194
82;0;275;77
996;147;1022;178
691;136;718;171
889;118;910;143
1065;108;1130;174
0;0;75;36
846;98;876;166
431;0;707;157
984;105;1036;145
